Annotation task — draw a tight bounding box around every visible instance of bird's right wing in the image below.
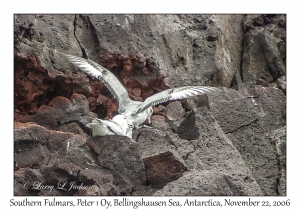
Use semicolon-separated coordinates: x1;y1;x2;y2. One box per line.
135;86;219;114
60;53;130;110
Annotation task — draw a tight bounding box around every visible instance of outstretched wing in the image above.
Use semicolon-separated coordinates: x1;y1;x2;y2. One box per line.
135;86;219;114
61;53;130;110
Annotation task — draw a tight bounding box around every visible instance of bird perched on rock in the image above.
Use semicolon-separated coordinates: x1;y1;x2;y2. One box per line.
61;53;219;137
87;115;133;138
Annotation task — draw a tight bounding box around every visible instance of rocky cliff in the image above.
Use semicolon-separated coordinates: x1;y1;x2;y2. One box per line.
14;14;286;196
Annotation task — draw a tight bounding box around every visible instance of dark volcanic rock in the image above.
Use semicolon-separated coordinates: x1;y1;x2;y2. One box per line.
91;135;146;186
209;87;259;133
255;78;271;87
177;110;200;140
56;122;87;135
150;115;170;131
166;101;185;121
209;86;286;195
43;133;144;195
14;122;50;169
72;14;245;87
14;168;47;196
276;75;286;94
14;144;46;169
153;170;233;196
182;94;210;111
268;127;286;196
152;106;263;196
135;128;187;189
242;15;286;88
22;94;90;130
246;86;286;129
14;122;145;196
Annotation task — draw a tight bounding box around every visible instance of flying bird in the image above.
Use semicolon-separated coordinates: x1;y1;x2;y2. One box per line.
61;53;219;136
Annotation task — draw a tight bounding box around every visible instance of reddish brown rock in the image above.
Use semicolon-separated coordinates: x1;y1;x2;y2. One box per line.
14;57;50;115
71;74;92;96
105;98;119;118
124;86;133;93
141;86;154;100
147;73;170;92
132;87;142;97
90;80;105;96
124;78;143;89
123;58;132;71
87;96;97;111
143;151;187;188
99;53;119;69
96;94;109;104
129;95;144;102
21;94;90;130
121;58;133;78
135;128;187;189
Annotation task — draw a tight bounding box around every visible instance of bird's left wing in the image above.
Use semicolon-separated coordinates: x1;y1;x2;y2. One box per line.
60;53;130;110
135;86;219;114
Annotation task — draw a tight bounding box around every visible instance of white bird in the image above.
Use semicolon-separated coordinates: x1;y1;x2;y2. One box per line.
61;53;219;132
87;115;133;138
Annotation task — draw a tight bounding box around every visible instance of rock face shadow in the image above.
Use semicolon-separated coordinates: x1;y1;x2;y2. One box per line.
177;110;200;140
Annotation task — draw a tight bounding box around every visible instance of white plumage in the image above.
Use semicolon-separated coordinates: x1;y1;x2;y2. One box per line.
87;115;132;138
61;53;219;137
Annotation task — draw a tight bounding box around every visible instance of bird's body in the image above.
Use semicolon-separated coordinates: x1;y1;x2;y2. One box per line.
87;115;132;138
61;53;219;137
121;101;153;128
